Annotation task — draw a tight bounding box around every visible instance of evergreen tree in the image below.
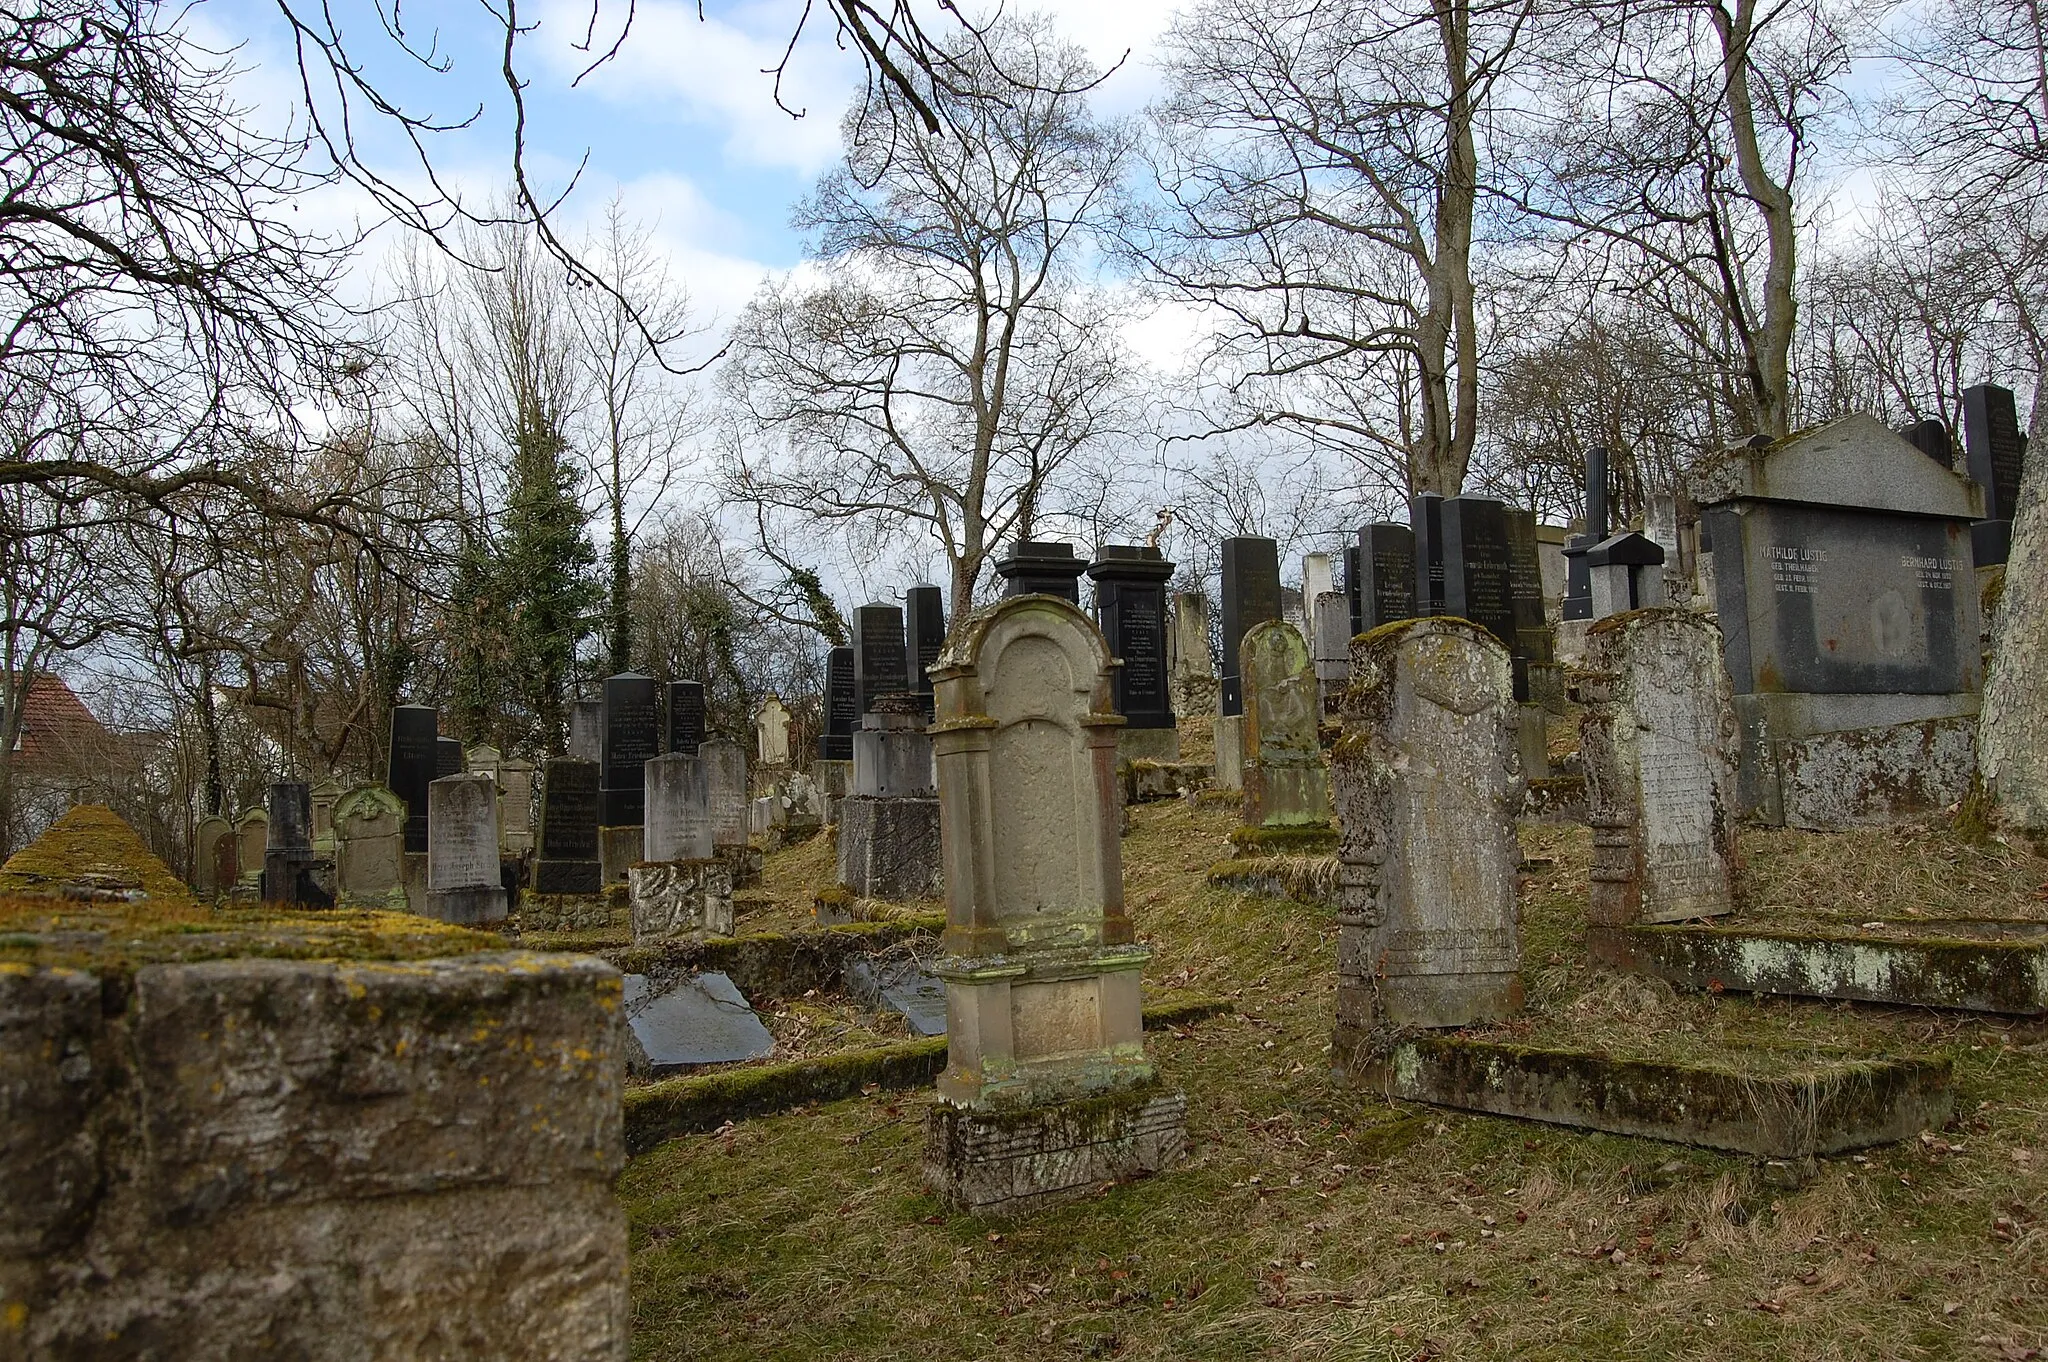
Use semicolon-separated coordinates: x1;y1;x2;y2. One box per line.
499;402;597;750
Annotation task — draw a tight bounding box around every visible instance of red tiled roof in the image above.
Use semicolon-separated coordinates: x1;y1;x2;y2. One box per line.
8;673;111;766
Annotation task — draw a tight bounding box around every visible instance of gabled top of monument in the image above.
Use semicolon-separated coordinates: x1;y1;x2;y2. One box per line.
1691;412;1985;519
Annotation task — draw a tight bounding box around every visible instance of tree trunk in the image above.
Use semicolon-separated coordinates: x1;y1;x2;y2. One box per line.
1979;383;2048;828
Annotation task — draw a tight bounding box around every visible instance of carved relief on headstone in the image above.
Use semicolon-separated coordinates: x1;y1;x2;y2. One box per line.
1578;610;1740;925
425;773;507;925
1333;618;1525;1070
1239;621;1332;830
333;785;406;908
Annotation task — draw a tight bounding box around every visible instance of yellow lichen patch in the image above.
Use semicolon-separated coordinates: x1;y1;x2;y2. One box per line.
0;805;199;912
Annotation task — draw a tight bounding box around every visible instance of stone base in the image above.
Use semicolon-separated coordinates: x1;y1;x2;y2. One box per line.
423;886;508;926
1126;760;1214;804
519;891;626;933
1243;759;1331;828
599;826;642;884
1526;660;1569;716
1589;922;2048;1015
401;852;428;915
1735;695;1978;828
1212;715;1244;793
923;1087;1187;1218
629;860;735;943
1356;1035;1953;1159
1522;774;1587;824
809;759;853;825
836;795;942;901
1333;972;1523;1064
533;858;602;895
1555;618;1592;663
1117;725;1181;766
717;842;764;890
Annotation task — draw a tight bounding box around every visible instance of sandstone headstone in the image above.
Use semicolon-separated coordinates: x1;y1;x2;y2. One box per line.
1088;544;1177;762
1213;713;1245;793
386;705;438;854
924;595;1184;1215
1239;621;1333;831
193;815;235;898
425;774;507;924
1220;536;1282;716
498;758;535;855
233;809;267;889
755;695;793;767
992;539;1087;600
466;745;503;780
534;759;602;895
1333;617;1525;1069
703;738;749;849
333;785;406;909
308;779;341;849
1579;609;1740;925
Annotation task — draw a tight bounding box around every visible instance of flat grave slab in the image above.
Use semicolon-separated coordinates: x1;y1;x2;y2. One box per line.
845;956;948;1035
622;970;774;1071
1588;920;2048;1016
1358;1035;1953;1159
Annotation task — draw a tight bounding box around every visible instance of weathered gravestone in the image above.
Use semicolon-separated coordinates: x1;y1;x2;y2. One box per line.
1353;523;1418;636
424;773;507;924
567;699;603;762
818;645;857;762
193;815;235;898
1088;545;1178;763
907;583;947;718
1577;609;1740;925
1333;617;1525;1072
1238;621;1334;841
1964;383;2025;565
466;745;502;780
387;705;438;855
1694;412;1984;827
1167;592;1218;720
533;758;602;895
1219;536;1282;717
634;753;732;942
992;539;1088;601
308;779;341;851
498;758;535;856
755;695;793;767
924;595;1185;1216
435;737;465;780
1312;590;1352;715
702;737;758;888
332;785;406;909
233;809;267;891
621;972;773;1070
838;695;942;901
666;680;706;755
599;672;659;830
263;782;322;908
853;602;912;719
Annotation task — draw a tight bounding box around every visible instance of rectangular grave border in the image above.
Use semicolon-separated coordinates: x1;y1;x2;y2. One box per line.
623;995;1232;1155
1357;1034;1953;1159
1588;922;2048;1016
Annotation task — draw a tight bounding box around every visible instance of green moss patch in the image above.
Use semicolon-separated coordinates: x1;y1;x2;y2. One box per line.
0;805;194;906
1225;822;1339;856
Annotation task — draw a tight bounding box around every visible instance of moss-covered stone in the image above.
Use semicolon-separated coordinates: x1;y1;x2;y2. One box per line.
1224;822;1338;856
0;805;194;905
1205;856;1337;907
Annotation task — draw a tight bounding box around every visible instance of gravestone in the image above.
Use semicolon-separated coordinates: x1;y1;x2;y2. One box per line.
992;539;1087;601
1332;617;1524;1071
435;737;465;780
1354;523;1418;634
1899;418;1951;464
1220;536;1282;716
1561;448;1610;623
1963;383;2026;565
703;737;750;851
263;781;322;908
1301;553;1335;621
621;972;772;1070
1167;592;1217;719
853;602;912;718
1578;609;1740;925
308;779;341;850
924;595;1185;1215
333;786;406;909
1587;531;1668;618
755;695;793;767
233;809;267;890
425;773;506;924
466;745;502;780
567;700;603;762
1505;508;1550;657
819;646;856;761
838;696;942;901
1312;591;1351;714
1440;495;1518;650
498;758;535;855
599;672;659;828
1694;413;1984;827
1410;493;1446;616
629;859;734;942
533;758;602;895
635;751;731;942
193;815;235;898
907;584;947;717
643;752;714;863
1239;621;1334;833
1088;545;1178;762
666;680;706;755
386;705;438;855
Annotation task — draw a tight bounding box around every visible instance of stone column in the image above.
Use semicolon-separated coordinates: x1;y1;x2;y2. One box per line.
1578;609;1740;925
425;774;507;925
1333;617;1525;1074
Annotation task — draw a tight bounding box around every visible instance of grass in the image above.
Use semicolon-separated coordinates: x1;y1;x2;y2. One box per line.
615;796;2048;1360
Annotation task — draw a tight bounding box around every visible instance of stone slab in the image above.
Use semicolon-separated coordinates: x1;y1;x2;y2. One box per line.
533;859;602;895
923;1087;1187;1217
1126;759;1213;804
1742;710;1978;829
1361;1035;1953;1158
882;977;949;1036
620;971;774;1071
1588;922;2048;1015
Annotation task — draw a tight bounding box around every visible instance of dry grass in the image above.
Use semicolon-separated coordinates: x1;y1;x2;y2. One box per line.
618;801;2048;1361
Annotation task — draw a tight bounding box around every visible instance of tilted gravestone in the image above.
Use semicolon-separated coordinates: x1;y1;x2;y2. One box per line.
923;595;1185;1216
1219;536;1281;717
333;785;406;909
1578;610;1740;925
386;705;438;855
599;672;659;829
1087;545;1178;763
1239;621;1332;835
1333;617;1525;1071
533;758;602;895
425;774;506;924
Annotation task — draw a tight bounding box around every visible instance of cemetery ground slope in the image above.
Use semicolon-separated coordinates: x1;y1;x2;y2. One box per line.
616;801;2048;1361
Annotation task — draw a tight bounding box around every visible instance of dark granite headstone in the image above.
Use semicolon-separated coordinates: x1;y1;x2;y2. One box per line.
1087;545;1176;729
1356;523;1418;632
1345;545;1363;636
386;705;438;854
621;971;775;1069
1964;384;2026;565
435;737;464;779
819;645;857;761
1441;497;1517;643
853;602;912;718
1219;536;1281;716
882;977;949;1036
1561;447;1610;622
666;680;706;755
1898;419;1952;465
907;584;947;716
1505;507;1552;663
600;672;660;827
992;540;1087;601
534;758;601;894
1410;493;1446;616
262;781;326;908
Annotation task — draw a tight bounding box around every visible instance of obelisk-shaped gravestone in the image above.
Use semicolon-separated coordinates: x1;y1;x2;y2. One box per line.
1088;545;1177;762
907;584;947;718
599;673;659;828
820;646;856;761
667;680;706;755
1219;536;1281;716
1964;383;2027;566
387;705;438;855
852;603;912;718
1561;448;1609;622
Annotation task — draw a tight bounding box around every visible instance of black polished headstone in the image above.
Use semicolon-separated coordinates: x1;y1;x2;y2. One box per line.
534;757;601;894
1898;419;1952;466
1505;508;1552;664
1410;493;1446;616
600;672;660;826
1441;497;1517;643
1964;384;2025;565
1219;536;1282;716
1356;523;1418;632
992;540;1087;601
1344;545;1363;636
262;781;325;908
819;645;856;761
907;584;947;717
1087;545;1176;729
666;680;706;755
435;737;464;779
1561;447;1610;621
852;603;911;718
387;705;438;854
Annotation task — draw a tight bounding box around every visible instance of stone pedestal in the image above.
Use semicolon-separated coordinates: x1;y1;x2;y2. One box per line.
839;696;941;900
923;1089;1189;1218
629;859;734;943
1116;726;1180;766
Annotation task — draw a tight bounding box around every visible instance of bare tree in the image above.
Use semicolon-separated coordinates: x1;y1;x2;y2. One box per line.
723;17;1135;627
